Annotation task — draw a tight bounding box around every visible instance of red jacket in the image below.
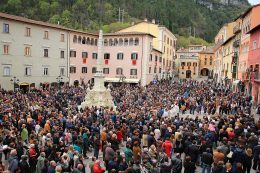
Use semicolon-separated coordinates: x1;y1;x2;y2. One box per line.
116;130;123;142
162;140;173;157
93;163;105;173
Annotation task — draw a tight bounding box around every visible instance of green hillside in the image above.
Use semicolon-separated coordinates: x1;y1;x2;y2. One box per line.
0;0;250;44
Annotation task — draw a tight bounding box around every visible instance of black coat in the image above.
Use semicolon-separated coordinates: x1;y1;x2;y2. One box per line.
184;161;195;173
19;160;31;173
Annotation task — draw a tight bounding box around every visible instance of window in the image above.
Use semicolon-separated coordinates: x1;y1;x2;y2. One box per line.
119;38;123;46
181;62;185;66
60;34;65;42
25;47;31;56
204;58;207;65
44;31;49;39
92;67;96;73
124;38;128;46
134;38;139;45
60;67;65;76
154;67;157;73
25;27;31;37
3;23;9;33
155;56;158;62
159;68;162;73
82;67;87;73
44;49;48;57
82;52;88;58
117;53;124;60
187;62;191;66
253;40;257;50
150;54;153;61
149;67;151;74
3;45;9;54
25;66;32;76
131;53;138;60
103;68;109;74
159;57;162;62
73;35;77;43
43;67;48;76
70;50;76;57
92;53;97;59
60;51;65;59
210;57;212;65
130;69;137;75
70;66;76;73
3;66;11;76
116;68;123;75
129;38;134;46
104;53;110;59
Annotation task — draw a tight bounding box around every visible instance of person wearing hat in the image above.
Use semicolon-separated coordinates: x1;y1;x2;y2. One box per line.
19;155;30;173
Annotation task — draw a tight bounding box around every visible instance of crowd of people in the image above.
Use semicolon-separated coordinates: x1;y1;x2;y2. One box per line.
0;79;259;173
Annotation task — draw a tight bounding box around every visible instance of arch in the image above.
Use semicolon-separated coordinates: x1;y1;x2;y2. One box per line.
129;38;134;46
109;38;113;46
119;38;123;46
82;37;86;44
186;70;191;78
200;68;209;76
86;37;90;45
104;39;108;46
73;35;77;43
114;38;118;46
124;38;128;46
94;39;98;46
78;36;82;44
90;38;94;45
134;37;139;45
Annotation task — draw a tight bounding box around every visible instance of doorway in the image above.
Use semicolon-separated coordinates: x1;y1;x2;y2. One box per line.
186;70;191;78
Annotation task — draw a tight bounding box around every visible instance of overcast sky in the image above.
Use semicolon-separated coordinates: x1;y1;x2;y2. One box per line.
248;0;259;5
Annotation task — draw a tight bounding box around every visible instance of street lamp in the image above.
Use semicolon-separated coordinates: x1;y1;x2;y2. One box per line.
10;76;19;91
56;75;63;93
119;74;126;84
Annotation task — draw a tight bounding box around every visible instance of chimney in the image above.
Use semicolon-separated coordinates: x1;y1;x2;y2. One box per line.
144;18;148;22
152;19;155;24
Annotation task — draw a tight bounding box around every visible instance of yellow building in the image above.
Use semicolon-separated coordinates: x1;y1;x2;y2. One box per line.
176;45;206;79
117;19;177;79
214;22;236;82
198;47;214;78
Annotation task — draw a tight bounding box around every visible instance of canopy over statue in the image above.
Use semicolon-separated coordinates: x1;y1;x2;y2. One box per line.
81;30;114;108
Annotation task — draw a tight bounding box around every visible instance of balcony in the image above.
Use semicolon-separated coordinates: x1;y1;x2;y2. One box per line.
254;72;260;82
233;25;241;34
233;39;240;48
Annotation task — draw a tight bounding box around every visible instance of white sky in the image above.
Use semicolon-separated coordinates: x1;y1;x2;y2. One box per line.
248;0;259;5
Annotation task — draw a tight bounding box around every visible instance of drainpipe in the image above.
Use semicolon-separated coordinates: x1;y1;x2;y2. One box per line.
67;31;70;85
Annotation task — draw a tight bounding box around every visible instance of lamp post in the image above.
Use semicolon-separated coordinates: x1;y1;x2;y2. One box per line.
119;74;126;84
56;75;63;93
10;76;19;91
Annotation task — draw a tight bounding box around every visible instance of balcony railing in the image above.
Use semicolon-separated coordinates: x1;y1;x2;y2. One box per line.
233;25;241;34
233;39;240;48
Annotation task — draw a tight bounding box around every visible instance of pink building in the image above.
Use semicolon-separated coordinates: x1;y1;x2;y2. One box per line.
248;24;260;105
69;31;161;86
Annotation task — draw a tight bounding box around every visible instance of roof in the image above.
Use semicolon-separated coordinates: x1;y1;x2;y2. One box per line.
222;34;236;46
104;32;155;38
247;24;260;34
234;4;260;21
177;48;189;53
0;12;71;31
199;47;214;54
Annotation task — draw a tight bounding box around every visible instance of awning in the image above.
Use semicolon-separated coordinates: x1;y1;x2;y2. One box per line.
233;80;240;85
19;82;29;86
104;78;139;83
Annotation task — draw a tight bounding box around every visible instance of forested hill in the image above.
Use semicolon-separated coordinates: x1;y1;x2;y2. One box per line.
0;0;250;42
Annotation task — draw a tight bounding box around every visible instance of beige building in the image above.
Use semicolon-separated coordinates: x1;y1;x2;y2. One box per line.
118;19;177;79
176;45;206;79
0;13;69;91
